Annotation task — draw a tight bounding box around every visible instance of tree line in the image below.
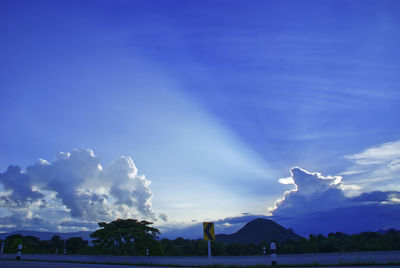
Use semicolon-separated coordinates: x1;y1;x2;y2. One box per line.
160;230;400;256
279;230;400;254
1;219;399;256
0;234;89;254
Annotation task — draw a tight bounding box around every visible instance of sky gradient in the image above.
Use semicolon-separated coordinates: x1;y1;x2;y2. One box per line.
1;0;400;238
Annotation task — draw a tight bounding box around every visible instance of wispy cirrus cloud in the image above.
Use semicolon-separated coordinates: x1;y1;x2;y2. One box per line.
346;140;400;165
341;140;400;195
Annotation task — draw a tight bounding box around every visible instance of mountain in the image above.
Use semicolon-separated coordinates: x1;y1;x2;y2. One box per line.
0;230;92;241
216;218;302;244
377;228;398;234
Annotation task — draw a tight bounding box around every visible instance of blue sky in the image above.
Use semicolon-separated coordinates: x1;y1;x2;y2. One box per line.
1;0;400;237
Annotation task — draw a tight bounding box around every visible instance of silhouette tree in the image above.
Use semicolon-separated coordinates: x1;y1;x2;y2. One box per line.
65;237;88;253
90;219;163;255
50;235;64;252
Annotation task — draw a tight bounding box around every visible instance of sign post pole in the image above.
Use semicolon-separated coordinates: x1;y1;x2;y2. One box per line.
16;244;22;260
208;240;211;259
270;242;277;265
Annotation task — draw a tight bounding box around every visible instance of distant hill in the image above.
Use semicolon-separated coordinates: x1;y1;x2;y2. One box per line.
0;230;92;242
216;218;302;244
377;228;398;234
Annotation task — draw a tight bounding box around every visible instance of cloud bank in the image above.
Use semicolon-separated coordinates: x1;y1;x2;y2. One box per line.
272;163;400;236
0;149;162;232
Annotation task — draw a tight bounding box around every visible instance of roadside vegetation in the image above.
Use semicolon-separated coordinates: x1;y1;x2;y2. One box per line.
1;219;399;256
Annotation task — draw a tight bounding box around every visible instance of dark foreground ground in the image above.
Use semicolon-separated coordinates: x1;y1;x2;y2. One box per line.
1;251;400;266
1;262;400;268
1;261;151;268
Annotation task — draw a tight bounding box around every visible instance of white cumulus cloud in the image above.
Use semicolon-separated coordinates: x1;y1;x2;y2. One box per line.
0;165;45;208
273;167;345;216
0;149;163;232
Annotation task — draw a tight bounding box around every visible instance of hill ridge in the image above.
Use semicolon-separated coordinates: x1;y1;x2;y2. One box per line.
216;218;302;244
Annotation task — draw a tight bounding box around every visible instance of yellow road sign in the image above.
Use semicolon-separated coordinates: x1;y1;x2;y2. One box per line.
203;222;215;241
